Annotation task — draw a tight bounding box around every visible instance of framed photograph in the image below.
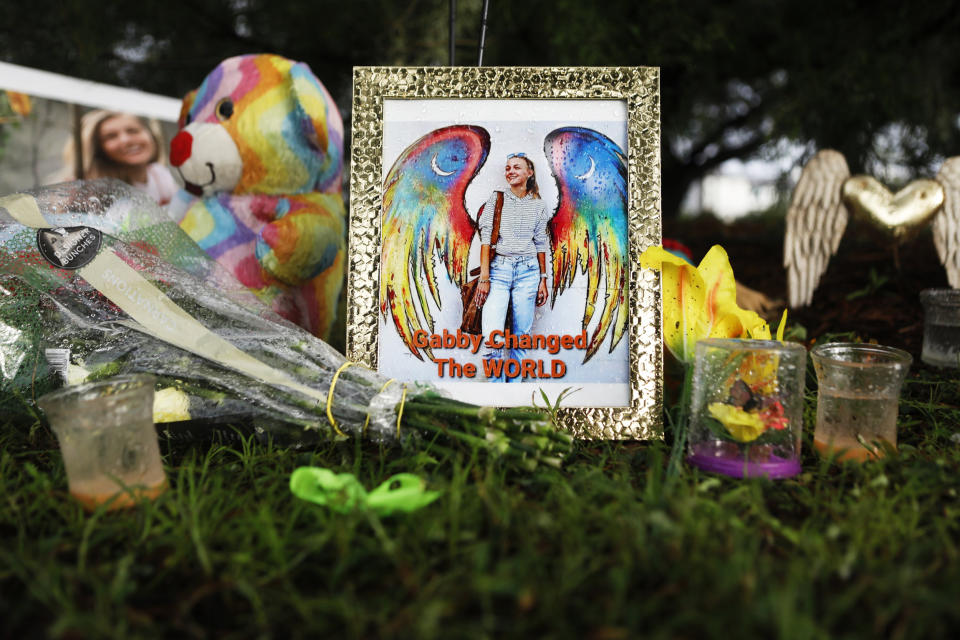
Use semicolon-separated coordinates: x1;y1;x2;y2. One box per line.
348;67;661;439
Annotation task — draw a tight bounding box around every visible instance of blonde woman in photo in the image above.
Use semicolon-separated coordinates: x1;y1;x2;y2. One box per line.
475;152;551;382
53;110;178;205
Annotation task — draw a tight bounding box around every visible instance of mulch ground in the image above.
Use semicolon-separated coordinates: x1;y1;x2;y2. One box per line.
664;215;950;357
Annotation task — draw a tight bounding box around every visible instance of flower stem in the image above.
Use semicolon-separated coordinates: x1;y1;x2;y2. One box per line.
666;363;693;479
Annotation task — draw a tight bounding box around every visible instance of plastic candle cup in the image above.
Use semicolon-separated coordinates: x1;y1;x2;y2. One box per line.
686;339;806;479
810;342;912;462
38;374;167;511
919;288;960;368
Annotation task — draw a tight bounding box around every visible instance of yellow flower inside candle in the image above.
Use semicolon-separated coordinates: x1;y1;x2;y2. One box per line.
707;402;767;443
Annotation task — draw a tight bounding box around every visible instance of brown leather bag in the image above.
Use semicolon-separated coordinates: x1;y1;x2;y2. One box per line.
460;192;503;335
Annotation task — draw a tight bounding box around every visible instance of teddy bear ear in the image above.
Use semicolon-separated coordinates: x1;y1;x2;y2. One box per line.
288;63;335;149
288;62;344;189
178;89;198;129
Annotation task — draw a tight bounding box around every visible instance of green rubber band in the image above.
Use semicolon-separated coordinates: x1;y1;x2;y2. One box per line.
290;467;441;516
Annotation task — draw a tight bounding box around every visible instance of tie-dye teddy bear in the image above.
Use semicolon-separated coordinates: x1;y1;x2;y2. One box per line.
167;54;345;339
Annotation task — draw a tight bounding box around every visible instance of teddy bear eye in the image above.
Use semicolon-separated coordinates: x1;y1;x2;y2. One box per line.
215;98;234;121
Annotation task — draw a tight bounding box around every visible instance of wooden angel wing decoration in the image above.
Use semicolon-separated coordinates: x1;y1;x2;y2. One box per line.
787;148;960;308
932;157;960;289
784;150;851;308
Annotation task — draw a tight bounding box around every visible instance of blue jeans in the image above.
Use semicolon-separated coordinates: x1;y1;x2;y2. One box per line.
481;254;539;382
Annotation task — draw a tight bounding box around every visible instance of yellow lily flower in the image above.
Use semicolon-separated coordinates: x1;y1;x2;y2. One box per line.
639;244;770;363
737;309;790;392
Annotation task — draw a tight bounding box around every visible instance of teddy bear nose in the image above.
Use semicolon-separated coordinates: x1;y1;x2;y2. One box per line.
169;131;193;167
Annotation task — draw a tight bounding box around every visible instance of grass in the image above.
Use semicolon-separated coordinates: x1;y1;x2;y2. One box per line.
3;364;960;639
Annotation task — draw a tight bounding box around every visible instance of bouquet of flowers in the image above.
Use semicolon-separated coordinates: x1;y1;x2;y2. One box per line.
0;181;571;469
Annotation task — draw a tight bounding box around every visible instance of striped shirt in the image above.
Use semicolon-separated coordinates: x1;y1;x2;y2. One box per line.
477;190;550;256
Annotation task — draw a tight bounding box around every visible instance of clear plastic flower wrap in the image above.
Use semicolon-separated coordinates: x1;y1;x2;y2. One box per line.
0;181;570;468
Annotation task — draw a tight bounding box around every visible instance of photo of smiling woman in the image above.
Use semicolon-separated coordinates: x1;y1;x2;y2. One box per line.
475;152;551;382
53;110;179;205
374;98;632;408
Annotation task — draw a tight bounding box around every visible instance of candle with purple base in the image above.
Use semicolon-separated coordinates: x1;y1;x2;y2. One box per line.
686;339;806;479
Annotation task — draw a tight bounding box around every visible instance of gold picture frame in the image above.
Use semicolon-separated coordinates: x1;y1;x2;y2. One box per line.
347;66;662;439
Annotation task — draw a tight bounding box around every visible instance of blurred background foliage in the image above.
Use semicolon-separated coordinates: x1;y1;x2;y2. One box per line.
1;0;959;217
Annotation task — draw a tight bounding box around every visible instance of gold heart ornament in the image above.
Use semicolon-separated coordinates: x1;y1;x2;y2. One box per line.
841;176;944;242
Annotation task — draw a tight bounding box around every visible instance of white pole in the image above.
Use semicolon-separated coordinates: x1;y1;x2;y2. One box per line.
0;61;181;122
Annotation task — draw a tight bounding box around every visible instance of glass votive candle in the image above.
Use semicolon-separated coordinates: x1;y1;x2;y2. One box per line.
810;342;912;462
38;374;167;511
919;288;960;368
687;339;807;479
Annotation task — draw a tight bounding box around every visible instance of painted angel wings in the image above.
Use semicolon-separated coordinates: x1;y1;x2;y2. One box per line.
380;125;489;357
544;127;629;361
380;125;628;363
785;150;960;308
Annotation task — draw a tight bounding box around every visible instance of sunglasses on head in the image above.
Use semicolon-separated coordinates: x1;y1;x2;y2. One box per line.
507;152;527;159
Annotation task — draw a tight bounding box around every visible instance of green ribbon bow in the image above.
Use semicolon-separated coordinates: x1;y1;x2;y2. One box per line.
290;467;442;516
